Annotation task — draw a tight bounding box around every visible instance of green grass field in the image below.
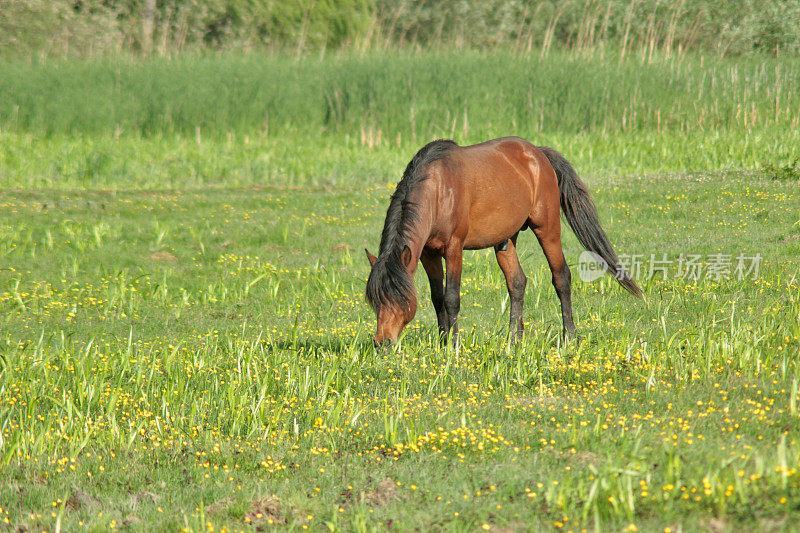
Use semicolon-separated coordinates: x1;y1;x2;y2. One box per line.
1;50;800;532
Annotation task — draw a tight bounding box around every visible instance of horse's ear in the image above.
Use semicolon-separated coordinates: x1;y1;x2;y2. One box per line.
400;245;413;267
365;249;377;266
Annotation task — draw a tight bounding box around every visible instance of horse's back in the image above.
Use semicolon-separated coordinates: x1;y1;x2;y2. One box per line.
428;137;558;250
454;136;557;205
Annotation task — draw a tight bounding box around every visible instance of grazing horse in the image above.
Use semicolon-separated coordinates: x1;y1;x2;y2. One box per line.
365;137;642;348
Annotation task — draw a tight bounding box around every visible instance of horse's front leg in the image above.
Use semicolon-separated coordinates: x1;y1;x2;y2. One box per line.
443;246;464;352
421;250;449;343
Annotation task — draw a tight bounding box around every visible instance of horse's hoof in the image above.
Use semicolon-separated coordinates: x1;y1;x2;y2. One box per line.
452;338;461;355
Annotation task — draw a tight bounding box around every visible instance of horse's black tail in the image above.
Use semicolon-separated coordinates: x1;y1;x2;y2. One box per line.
538;146;643;297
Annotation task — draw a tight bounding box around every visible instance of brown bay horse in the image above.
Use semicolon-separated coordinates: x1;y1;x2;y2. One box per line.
365;137;642;348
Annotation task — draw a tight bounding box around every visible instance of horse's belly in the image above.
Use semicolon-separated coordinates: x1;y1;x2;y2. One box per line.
460;164;533;251
463;214;528;250
462;185;531;250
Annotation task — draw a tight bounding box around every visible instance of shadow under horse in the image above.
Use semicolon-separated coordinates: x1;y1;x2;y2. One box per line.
365;137;642;348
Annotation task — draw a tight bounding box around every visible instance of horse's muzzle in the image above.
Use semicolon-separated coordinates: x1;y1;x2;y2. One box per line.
373;337;393;350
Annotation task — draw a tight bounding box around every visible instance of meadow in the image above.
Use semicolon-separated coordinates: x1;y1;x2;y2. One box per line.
1;49;799;531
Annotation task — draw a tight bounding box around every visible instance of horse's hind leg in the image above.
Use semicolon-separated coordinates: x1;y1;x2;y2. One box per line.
531;220;577;340
494;234;526;341
421;250;449;342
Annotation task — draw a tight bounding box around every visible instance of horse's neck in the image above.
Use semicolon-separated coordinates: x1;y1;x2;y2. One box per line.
402;193;434;269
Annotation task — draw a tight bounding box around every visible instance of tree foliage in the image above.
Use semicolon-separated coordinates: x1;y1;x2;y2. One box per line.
0;0;798;56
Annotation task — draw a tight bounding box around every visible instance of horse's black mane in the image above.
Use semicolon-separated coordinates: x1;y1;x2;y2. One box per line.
366;139;457;313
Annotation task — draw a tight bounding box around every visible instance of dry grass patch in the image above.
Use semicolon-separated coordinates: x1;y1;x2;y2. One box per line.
339;477;401;508
147;251;178;262
244;496;292;527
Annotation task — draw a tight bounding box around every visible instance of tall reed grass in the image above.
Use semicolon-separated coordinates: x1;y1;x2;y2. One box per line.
2;50;798;139
1;49;798;188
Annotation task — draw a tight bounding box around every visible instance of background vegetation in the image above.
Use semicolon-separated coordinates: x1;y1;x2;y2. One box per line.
1;50;799;190
1;0;799;57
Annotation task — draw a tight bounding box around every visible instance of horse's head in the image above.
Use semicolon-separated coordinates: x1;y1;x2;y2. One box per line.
366;248;417;346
